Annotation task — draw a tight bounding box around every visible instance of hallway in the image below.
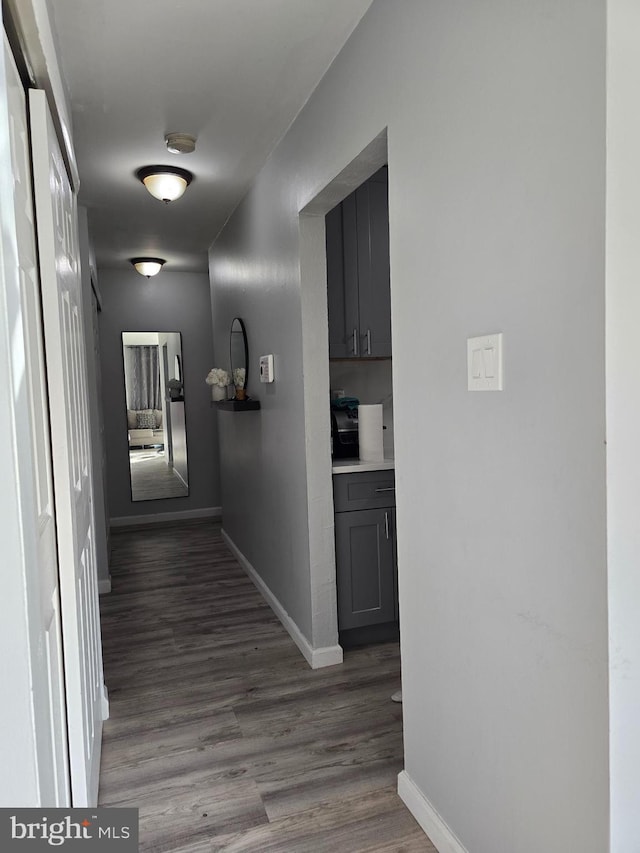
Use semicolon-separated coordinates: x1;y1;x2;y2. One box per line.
98;520;432;851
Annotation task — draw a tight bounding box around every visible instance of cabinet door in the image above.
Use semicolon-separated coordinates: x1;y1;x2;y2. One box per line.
357;174;392;357
326;194;360;358
326;203;348;358
341;190;361;356
335;508;395;630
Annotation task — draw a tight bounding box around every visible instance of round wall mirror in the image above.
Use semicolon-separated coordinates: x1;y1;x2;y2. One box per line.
230;317;248;398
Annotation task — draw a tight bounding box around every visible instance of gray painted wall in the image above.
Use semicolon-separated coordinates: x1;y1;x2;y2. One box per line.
164;331;188;484
209;1;608;851
98;267;220;521
606;2;640;849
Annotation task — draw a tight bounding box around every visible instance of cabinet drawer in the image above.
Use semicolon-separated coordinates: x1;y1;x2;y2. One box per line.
333;470;395;512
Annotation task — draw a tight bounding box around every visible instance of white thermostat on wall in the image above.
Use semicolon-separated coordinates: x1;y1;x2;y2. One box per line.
259;354;274;383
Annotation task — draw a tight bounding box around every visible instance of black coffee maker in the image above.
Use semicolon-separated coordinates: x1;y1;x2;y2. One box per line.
330;398;359;458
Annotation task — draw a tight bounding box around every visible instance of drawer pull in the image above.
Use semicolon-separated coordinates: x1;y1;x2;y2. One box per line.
375;487;395;493
385;511;390;540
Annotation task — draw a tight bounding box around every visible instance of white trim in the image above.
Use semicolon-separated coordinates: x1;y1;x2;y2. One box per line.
110;506;221;528
295;132;388;664
101;684;109;721
173;467;188;490
308;643;344;669
5;0;79;189
222;529;343;670
398;771;469;853
98;578;111;595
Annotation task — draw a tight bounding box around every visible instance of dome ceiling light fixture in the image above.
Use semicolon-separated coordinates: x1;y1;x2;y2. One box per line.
135;165;193;203
165;132;197;155
130;257;166;278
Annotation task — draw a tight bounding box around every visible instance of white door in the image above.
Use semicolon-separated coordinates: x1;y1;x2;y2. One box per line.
4;35;70;807
29;87;106;807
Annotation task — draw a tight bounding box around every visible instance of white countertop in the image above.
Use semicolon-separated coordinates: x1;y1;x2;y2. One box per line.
332;457;395;474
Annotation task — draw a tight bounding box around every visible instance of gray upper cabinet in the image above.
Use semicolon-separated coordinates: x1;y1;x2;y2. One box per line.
326;166;391;359
326;201;349;358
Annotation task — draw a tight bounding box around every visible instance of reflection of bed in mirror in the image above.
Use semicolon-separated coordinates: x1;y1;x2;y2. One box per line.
122;331;189;502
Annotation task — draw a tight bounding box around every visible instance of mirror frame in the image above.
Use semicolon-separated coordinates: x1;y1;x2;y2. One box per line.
230;317;249;393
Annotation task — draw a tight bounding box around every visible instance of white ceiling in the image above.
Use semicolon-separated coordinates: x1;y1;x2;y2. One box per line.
49;0;373;273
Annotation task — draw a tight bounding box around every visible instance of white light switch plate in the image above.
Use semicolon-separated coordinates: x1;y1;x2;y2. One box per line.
467;333;503;391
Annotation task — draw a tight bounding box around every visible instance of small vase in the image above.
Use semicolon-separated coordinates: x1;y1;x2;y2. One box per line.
211;385;226;401
235;387;246;401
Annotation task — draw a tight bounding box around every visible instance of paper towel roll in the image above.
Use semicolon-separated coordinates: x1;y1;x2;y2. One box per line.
358;404;384;462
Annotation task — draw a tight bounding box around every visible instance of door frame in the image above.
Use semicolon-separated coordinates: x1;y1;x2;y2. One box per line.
297;130;391;665
4;0;79;192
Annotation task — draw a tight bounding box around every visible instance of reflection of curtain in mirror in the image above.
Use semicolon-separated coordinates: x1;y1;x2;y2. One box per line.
124;345;161;410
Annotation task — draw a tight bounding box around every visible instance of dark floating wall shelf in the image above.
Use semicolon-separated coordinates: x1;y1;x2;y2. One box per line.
213;399;261;411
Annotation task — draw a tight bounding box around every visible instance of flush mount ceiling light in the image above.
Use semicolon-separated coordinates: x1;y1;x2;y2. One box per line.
130;257;166;278
165;132;196;155
136;165;193;203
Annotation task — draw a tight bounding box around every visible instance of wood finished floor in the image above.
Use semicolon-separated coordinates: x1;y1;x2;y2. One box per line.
99;520;434;852
129;450;189;501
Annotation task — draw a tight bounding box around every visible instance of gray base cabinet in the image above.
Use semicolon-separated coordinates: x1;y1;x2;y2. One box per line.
335;507;396;629
333;470;397;633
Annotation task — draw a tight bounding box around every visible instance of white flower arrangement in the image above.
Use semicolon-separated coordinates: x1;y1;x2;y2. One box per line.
205;368;230;387
233;367;246;389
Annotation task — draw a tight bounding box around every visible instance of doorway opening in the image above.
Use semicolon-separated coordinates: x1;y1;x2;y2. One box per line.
326;165;397;652
297;129;400;673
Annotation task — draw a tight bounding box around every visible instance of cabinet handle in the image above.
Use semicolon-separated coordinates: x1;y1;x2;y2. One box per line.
352;328;359;356
375;487;395;493
384;511;390;540
366;328;371;355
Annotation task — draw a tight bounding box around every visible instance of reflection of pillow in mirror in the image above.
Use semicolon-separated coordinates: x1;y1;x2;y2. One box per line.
136;410;156;429
127;410;137;430
153;409;163;429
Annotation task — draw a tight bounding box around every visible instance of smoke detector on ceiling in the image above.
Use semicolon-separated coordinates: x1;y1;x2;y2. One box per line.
165;133;196;155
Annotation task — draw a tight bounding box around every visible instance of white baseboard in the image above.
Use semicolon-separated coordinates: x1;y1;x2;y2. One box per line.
98;577;112;594
174;468;188;490
110;506;222;528
101;683;109;721
222;529;343;670
398;771;468;853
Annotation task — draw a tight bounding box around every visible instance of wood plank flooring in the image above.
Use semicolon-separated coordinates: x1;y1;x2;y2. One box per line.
99;520;434;852
129;450;189;501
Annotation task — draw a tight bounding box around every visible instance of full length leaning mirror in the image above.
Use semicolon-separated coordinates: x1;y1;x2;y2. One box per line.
122;331;189;501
